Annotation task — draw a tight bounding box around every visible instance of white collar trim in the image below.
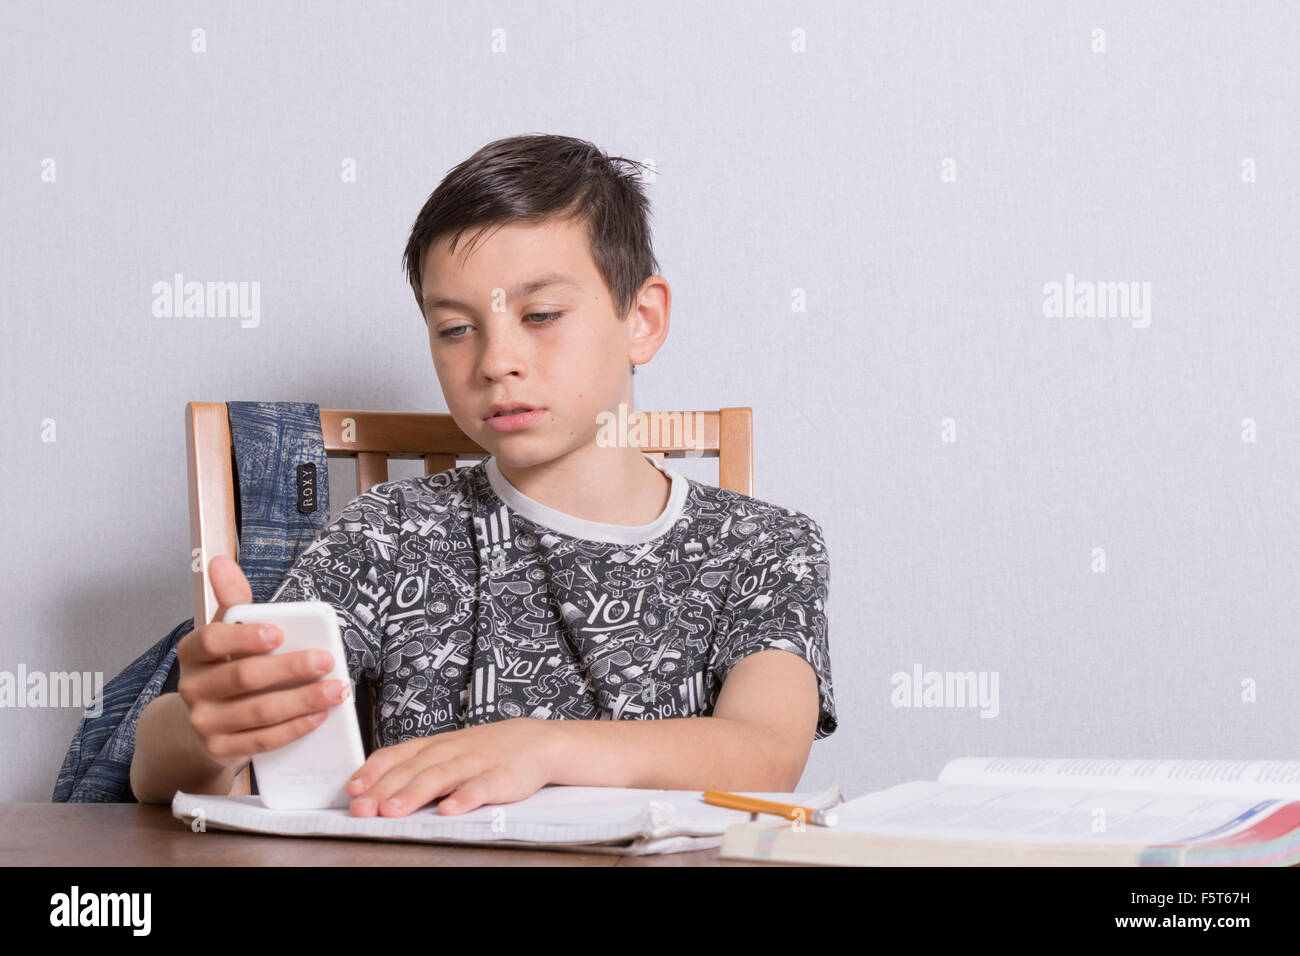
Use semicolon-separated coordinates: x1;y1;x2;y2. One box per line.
484;452;687;544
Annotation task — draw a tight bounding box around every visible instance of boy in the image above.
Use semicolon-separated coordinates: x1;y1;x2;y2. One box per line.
131;134;836;817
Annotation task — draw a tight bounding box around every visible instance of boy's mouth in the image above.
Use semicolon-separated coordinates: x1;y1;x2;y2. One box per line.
485;401;542;420
488;405;548;431
484;402;547;432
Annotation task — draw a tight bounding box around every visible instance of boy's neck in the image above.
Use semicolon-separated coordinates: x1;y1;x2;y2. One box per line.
491;446;671;527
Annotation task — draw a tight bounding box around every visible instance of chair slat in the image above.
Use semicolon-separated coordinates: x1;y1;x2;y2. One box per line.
186;402;239;629
717;407;753;496
357;452;389;493
424;453;458;476
320;410;480;456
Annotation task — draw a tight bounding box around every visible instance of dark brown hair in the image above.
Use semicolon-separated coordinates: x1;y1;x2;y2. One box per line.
402;134;660;328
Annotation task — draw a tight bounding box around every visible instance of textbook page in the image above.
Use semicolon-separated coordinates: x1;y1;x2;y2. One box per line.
831;781;1284;846
937;758;1300;800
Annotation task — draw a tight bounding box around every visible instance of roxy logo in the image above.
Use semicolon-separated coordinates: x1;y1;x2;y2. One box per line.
1042;273;1151;328
890;663;999;718
151;272;261;328
49;885;151;936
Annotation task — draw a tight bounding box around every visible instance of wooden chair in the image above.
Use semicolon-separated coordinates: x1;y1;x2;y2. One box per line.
186;403;753;796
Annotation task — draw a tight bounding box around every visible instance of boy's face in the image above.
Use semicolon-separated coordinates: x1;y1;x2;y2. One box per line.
420;217;668;466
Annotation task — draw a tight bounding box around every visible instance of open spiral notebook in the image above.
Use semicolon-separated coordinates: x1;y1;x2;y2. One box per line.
171;782;845;855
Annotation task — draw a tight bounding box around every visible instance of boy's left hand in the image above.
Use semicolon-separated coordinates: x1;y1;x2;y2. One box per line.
345;717;560;817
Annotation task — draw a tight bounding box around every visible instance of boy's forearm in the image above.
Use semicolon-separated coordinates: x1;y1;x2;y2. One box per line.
130;692;241;803
544;717;803;792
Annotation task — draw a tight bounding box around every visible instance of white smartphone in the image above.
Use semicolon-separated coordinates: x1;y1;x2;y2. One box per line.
223;600;366;810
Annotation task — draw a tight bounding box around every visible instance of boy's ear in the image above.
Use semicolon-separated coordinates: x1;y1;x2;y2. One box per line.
627;276;670;369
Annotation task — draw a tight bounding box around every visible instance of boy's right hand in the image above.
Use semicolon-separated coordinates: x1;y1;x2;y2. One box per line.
175;555;352;770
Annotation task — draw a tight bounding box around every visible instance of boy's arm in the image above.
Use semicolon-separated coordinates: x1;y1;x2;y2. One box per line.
130;691;243;803
545;649;820;792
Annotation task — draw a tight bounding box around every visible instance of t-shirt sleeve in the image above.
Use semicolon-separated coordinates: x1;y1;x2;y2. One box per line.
711;513;837;740
268;486;400;687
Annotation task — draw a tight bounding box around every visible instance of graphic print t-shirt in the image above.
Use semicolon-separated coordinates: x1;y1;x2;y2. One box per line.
267;454;837;747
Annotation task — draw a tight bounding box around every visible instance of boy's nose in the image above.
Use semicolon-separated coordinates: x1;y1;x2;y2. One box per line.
476;334;528;380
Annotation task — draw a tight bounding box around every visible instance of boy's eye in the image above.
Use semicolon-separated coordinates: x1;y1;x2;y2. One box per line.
437;312;563;339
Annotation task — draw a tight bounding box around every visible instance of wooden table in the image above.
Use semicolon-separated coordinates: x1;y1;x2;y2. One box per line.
0;803;770;866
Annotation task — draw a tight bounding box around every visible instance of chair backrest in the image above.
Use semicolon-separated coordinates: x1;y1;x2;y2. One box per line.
185;402;752;795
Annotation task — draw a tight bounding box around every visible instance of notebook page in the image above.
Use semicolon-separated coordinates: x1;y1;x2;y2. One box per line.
441;781;841;834
172;782;844;846
936;758;1300;800
173;787;680;846
828;781;1284;846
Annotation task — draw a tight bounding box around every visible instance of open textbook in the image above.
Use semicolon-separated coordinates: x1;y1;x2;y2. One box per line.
720;758;1300;866
171;781;844;855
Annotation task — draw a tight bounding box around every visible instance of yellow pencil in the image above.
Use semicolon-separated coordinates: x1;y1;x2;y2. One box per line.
703;790;839;827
